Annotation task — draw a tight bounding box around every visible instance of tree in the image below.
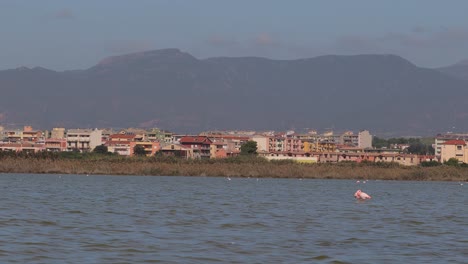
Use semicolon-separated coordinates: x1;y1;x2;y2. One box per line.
406;143;435;155
240;140;257;155
133;145;146;156
93;144;109;154
444;157;460;166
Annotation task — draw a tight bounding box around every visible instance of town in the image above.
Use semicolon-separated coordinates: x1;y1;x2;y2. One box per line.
0;125;465;166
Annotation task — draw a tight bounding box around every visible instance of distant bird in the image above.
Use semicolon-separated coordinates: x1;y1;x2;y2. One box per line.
227;176;231;181
356;180;360;183
354;189;371;200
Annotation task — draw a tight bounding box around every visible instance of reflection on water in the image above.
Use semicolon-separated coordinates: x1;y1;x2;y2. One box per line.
0;174;466;263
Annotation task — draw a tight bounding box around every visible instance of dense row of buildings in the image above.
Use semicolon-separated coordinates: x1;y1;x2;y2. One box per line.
0;125;460;166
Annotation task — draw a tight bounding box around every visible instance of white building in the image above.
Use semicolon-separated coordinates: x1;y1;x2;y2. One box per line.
66;128;102;152
358;130;372;148
251;135;269;152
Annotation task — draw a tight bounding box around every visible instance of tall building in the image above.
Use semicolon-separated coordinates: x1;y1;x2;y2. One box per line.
358;130;372;148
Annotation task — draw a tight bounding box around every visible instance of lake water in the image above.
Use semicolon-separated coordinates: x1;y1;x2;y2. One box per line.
0;174;466;263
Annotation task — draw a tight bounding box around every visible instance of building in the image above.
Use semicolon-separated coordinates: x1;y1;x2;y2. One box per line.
0;143;45;153
146;129;174;143
440;139;467;163
160;143;194;159
66;129;103;152
179;136;213;159
206;135;249;157
434;133;468;158
258;150;317;163
50;128;66;139
251;135;269;152
21;126;43;142
45;138;67;152
129;141;160;156
303;141;336;152
107;141;132;156
357;130;372;148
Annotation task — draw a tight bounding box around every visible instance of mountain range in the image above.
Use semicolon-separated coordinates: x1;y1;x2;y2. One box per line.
1;48;468;136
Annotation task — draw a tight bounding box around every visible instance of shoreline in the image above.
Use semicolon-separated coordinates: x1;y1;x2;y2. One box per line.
1;157;467;181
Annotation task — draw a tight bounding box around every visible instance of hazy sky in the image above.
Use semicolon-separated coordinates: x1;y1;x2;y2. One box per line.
1;0;467;70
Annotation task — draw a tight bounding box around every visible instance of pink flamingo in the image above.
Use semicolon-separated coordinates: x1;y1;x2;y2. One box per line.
354;189;371;199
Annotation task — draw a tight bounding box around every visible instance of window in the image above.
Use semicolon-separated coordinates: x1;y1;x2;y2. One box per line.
457;146;462;150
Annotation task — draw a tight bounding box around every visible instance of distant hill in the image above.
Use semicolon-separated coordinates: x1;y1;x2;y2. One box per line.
436;60;468;81
1;48;468;135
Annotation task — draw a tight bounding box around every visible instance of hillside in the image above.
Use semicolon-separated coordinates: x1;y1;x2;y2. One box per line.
1;49;468;135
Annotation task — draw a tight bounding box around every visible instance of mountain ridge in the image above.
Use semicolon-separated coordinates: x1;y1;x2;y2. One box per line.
1;49;468;136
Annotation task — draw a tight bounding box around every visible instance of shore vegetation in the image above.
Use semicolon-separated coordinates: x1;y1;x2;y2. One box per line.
0;151;467;181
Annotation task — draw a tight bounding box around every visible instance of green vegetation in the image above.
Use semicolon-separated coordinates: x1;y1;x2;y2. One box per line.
133;145;146;156
372;137;435;155
444;157;460;166
0;150;467;181
93;144;110;155
240;140;258;155
420;160;442;167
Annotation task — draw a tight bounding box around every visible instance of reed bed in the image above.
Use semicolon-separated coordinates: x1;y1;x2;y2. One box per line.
0;154;467;181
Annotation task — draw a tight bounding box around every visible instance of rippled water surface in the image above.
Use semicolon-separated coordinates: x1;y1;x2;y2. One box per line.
0;174;467;263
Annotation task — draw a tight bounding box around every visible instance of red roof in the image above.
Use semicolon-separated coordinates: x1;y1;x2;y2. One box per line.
442;139;466;145
105;141;131;146
206;135;249;140
110;134;136;139
179;136;212;144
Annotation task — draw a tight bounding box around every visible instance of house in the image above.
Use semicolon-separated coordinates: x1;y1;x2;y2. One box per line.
179;136;213;159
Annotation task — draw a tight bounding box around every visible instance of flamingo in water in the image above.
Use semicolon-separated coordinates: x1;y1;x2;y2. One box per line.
354;189;371;200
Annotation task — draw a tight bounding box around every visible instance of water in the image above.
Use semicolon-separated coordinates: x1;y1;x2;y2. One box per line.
0;174;466;263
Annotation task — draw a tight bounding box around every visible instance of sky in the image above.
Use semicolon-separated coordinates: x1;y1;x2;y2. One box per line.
0;0;467;70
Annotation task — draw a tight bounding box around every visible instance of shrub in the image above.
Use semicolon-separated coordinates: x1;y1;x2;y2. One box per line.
420;160;442;167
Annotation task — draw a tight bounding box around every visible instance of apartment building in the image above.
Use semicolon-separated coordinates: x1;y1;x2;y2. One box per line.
45;138;67;152
206;135;249;155
440;139;468;163
50;128;66;139
179;136;212;159
129;141;160;156
2;126;42;143
434;133;468;158
66;129;102;152
160;143;194;159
